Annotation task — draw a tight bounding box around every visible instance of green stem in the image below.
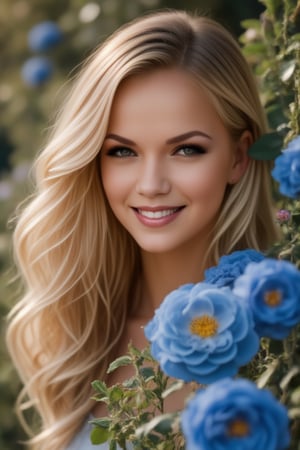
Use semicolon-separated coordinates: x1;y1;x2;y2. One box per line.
294;49;300;135
283;0;290;48
283;327;298;369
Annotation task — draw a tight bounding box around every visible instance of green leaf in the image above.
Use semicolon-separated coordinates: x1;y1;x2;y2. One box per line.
292;243;300;261
139;366;156;381
280;367;300;391
122;377;139;388
90;427;110;445
288;407;300;419
292;214;300;226
280;60;296;83
269;339;284;355
128;343;142;357
286;40;300;53
147;434;161;445
257;358;279;388
107;355;132;373
242;42;267;56
135;413;176;438
278;247;293;261
240;19;261;30
109;386;123;402
291;387;300;405
91;380;108;395
153;416;174;434
91;417;111;428
162;380;184;399
248;132;284;160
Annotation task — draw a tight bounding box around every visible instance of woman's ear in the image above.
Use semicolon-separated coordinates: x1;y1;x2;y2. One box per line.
228;130;252;184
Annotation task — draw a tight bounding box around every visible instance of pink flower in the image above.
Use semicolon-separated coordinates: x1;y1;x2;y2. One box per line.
275;209;291;223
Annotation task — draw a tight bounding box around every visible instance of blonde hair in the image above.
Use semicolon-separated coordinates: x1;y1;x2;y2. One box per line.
7;10;279;449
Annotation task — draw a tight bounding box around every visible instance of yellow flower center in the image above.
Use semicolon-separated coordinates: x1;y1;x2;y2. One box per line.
189;315;219;338
227;419;250;437
264;290;282;307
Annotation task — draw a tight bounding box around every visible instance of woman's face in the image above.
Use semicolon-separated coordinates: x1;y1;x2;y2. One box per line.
101;68;248;255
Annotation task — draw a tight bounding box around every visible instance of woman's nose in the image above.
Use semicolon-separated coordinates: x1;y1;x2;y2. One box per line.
136;158;171;197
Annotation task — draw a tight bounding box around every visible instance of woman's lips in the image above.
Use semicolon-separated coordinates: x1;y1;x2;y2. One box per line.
132;206;185;227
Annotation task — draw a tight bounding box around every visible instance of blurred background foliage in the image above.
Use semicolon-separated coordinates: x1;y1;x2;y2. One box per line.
0;0;269;448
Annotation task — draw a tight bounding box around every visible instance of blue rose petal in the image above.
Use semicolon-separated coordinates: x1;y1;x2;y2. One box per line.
233;258;300;339
181;378;290;450
272;136;300;199
228;301;250;341
235;329;260;366
208;342;237;364
204;249;265;288
145;282;259;384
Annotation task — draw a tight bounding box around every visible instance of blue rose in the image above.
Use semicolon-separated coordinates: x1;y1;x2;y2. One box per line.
204;249;265;288
21;57;54;87
272;135;300;199
181;378;290;450
144;283;259;384
233;258;300;339
28;21;63;52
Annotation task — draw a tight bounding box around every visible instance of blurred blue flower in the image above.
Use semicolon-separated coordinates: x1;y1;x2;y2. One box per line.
181;378;290;450
144;283;259;384
21;57;54;87
272;136;300;199
204;249;265;288
28;21;63;52
233;258;300;339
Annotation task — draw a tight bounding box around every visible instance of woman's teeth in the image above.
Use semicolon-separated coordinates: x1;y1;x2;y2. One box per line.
137;208;179;219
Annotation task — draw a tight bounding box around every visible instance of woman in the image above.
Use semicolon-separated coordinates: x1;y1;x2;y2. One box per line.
7;10;279;450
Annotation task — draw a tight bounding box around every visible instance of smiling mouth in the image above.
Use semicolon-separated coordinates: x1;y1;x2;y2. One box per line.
135;207;184;219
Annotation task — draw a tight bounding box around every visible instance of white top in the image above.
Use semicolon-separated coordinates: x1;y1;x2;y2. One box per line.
65;418;105;450
65;417;132;450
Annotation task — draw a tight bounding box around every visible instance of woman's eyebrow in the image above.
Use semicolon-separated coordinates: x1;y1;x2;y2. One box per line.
105;133;135;145
105;130;212;146
166;130;212;144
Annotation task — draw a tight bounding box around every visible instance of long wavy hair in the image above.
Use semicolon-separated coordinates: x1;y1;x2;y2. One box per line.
7;10;279;449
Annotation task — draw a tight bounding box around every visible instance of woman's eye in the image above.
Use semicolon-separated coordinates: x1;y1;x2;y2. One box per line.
106;147;136;157
175;145;206;156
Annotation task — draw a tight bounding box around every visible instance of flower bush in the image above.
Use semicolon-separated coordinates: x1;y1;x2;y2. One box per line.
233;258;300;339
181;378;290;450
204;249;265;287
272;136;300;199
92;0;300;448
144;283;259;384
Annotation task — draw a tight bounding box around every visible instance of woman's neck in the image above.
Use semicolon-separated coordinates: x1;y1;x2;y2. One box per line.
138;240;210;316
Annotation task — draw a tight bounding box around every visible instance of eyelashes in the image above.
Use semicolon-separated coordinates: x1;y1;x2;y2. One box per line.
106;147;136;157
174;144;206;156
105;144;207;158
